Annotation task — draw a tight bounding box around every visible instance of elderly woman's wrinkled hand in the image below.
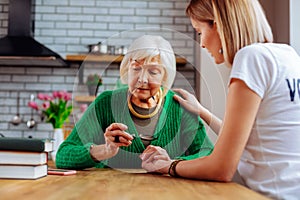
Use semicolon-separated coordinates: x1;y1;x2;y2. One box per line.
140;145;172;174
104;123;133;157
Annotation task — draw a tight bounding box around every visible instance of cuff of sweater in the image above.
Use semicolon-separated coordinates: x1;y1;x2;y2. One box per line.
84;142;100;163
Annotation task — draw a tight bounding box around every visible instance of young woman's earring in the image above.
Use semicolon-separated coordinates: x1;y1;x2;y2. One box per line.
219;48;223;54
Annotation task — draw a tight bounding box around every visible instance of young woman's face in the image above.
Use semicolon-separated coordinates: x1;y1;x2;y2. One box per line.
127;58;165;101
190;18;224;64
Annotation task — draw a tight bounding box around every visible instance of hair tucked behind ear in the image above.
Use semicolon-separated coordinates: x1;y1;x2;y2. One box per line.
186;0;273;66
212;0;273;66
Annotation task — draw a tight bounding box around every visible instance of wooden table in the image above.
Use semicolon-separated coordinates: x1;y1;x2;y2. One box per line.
0;166;270;200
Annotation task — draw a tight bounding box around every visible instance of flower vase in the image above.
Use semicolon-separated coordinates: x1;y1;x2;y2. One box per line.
51;128;64;163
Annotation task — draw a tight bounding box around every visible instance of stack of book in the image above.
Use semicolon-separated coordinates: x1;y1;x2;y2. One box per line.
0;137;53;179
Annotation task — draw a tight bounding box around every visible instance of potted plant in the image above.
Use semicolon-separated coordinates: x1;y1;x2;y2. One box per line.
86;74;102;96
27;90;73;162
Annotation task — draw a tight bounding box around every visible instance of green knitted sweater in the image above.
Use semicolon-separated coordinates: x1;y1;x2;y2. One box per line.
56;87;213;169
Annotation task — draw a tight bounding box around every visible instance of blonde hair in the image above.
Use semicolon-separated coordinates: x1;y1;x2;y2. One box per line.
186;0;273;66
120;35;176;96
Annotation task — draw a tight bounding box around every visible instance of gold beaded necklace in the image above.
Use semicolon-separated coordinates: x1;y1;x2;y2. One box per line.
128;88;163;119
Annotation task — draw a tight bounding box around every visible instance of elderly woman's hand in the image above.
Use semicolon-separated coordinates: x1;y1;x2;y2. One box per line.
140;145;172;174
173;88;205;116
104;123;133;156
90;123;134;162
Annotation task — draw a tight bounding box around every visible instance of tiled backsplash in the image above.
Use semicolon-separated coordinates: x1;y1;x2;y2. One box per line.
0;0;197;138
0;0;195;61
0;66;77;138
0;62;196;138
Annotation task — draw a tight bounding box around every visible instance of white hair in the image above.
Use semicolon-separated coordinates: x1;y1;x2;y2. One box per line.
120;35;176;96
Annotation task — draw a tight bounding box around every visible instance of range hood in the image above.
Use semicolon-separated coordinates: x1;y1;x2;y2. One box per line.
0;0;67;67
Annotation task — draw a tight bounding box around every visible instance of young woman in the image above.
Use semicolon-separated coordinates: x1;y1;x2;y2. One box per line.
55;35;213;169
140;1;300;199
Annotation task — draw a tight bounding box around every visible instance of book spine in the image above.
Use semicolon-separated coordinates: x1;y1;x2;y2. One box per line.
0;139;45;152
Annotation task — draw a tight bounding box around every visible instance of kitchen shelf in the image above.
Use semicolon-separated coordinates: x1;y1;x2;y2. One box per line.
74;95;96;103
66;54;123;63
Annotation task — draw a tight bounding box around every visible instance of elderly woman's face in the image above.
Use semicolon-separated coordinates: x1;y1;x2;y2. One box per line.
128;58;165;101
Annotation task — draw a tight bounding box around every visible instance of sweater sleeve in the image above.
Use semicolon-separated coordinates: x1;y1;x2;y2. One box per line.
176;108;214;160
55;92;111;169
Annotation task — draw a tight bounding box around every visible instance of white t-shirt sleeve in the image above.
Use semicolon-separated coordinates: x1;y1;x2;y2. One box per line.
229;44;277;99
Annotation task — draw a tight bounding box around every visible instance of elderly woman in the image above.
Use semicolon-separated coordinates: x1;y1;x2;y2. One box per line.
56;35;213;169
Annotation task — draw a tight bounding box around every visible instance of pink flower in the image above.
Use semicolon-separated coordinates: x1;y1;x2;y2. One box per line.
45;95;53;101
27;90;73;128
63;92;72;101
28;101;39;110
37;93;53;101
58;91;65;99
52;91;59;98
37;93;45;100
42;102;50;110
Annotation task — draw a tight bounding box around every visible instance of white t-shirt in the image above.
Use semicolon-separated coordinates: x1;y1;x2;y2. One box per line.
230;43;300;200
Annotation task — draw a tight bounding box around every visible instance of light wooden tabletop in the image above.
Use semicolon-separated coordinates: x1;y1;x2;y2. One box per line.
0;167;270;200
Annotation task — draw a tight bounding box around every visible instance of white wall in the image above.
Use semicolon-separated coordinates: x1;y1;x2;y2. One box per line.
200;50;230;143
290;0;300;54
